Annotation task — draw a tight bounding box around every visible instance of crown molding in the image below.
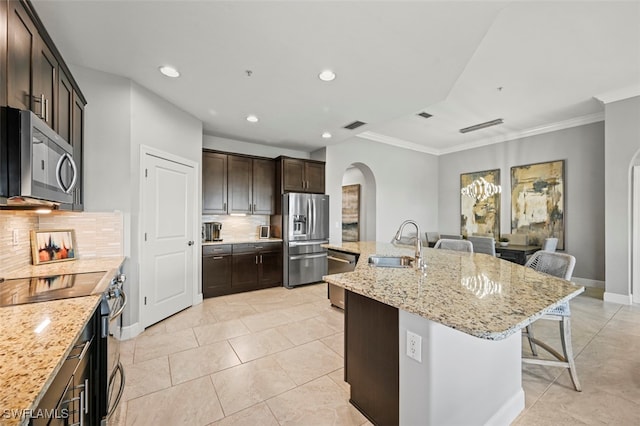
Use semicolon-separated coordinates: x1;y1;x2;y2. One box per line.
356;131;440;155
594;85;640;104
358;113;605;156
438;112;605;155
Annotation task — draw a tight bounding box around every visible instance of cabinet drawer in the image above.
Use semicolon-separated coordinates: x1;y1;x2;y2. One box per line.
203;244;232;256
233;243;259;254
233;242;282;254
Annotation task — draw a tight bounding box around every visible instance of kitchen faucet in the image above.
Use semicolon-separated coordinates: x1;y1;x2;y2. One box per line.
391;219;423;269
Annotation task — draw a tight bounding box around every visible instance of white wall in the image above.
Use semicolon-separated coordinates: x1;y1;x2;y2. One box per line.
438;122;605;282
73;65;203;330
325;137;439;244
203;135;309;159
603;95;640;302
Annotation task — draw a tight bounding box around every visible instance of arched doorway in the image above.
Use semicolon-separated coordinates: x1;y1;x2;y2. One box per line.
632;151;640;303
341;163;377;242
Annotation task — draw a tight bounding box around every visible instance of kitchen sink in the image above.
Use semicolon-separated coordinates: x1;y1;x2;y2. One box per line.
368;255;414;268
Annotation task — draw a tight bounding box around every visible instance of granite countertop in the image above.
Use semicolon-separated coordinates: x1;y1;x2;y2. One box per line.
322;242;584;341
0;257;125;426
202;238;283;245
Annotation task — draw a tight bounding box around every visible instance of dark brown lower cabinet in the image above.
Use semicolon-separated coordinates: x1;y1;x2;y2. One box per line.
202;245;232;298
203;242;282;298
345;290;399;426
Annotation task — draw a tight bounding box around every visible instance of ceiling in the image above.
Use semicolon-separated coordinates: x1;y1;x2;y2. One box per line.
32;1;640;155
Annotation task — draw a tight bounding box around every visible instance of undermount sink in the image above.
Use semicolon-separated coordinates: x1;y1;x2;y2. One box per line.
368;255;414;268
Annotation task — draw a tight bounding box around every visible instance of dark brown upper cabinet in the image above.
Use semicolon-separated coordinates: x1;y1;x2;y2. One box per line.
203;152;228;214
252;158;275;214
278;157;325;194
228;155;275;215
204;151;276;216
7;0;37;112
5;1;87;211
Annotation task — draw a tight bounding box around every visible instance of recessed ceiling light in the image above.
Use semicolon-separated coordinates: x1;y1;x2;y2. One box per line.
159;66;180;78
246;115;259;123
318;70;336;82
321;132;332;139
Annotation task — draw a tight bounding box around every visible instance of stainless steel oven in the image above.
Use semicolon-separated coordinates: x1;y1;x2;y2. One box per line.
100;274;127;425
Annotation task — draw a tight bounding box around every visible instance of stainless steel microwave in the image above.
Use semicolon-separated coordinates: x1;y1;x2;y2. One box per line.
1;107;77;206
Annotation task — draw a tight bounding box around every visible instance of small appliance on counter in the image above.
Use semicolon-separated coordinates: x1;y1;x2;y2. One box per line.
202;221;223;242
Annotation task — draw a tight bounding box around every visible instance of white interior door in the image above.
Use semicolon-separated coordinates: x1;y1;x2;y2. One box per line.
141;152;196;328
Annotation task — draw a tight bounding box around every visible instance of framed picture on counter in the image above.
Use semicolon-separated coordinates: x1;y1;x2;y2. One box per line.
30;229;77;265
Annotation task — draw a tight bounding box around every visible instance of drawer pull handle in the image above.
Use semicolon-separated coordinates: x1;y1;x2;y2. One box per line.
213;256;224;260
67;340;91;361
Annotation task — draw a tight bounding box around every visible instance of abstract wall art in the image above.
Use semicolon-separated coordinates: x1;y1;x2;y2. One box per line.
30;229;77;265
460;169;501;239
510;160;565;249
342;184;360;242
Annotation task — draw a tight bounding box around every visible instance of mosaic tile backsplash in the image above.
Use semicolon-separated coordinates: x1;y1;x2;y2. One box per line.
0;211;123;275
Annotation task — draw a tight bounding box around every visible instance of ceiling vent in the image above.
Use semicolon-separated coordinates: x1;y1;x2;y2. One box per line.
459;118;504;134
343;120;367;130
417;112;433;119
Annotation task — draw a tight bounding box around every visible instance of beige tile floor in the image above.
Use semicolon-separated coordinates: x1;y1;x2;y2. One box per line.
112;284;640;425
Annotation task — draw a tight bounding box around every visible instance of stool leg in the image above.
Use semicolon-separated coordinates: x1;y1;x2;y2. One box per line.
560;316;582;392
525;324;538;356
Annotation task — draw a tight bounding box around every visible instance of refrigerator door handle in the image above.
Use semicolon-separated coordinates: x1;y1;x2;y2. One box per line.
289;240;329;247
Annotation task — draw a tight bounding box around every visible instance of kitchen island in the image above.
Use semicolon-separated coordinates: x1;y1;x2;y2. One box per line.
323;242;583;425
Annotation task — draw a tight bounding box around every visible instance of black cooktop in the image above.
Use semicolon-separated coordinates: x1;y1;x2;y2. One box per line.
0;271;107;307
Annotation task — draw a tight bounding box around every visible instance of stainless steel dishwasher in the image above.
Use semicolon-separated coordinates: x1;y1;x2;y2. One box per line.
327;249;358;309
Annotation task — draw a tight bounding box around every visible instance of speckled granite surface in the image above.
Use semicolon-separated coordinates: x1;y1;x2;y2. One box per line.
0;257;125;426
323;242;584;341
202;238;282;246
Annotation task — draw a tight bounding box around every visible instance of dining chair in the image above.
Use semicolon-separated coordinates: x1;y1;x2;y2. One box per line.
542;237;559;252
440;234;462;240
467;235;496;256
522;250;581;391
433;238;473;252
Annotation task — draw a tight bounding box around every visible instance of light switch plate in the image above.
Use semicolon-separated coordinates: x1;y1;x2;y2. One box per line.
12;230;19;246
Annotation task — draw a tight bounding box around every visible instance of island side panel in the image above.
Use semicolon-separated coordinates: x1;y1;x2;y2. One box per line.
345;290;399;425
399;310;525;426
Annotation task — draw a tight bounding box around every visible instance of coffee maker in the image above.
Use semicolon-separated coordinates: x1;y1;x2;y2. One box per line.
202;222;223;242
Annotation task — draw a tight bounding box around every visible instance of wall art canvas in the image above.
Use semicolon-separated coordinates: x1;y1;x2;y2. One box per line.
342;184;360;242
30;229;77;265
460;169;501;239
511;160;565;249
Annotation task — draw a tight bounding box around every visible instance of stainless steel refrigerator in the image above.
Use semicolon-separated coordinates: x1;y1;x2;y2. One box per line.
282;193;329;288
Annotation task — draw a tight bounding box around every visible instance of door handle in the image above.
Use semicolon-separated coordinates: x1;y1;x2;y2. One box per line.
188;240;195;246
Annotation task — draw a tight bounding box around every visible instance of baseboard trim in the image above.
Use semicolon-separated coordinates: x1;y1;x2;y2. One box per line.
603;292;633;305
573;277;605;289
120;322;144;340
484;388;525;426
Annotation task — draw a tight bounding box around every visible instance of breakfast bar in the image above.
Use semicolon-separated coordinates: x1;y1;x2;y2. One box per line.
323;242;584;425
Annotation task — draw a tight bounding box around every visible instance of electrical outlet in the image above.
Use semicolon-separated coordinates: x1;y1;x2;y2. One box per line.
12;230;19;246
406;330;422;362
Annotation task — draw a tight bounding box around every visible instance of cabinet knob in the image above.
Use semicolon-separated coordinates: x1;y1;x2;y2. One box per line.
188;241;195;246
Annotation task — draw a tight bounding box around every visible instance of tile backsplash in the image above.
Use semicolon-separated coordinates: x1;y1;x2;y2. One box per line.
201;215;269;241
0;211;123;275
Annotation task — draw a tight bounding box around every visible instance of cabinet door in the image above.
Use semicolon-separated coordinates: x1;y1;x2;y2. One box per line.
282;158;306;192
231;252;259;290
228;155;252;214
253;159;275;214
203;152;227;214
58;70;73;143
7;0;37;111
258;250;283;287
202;255;232;298
71;93;84;211
33;36;57;128
305;161;325;194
